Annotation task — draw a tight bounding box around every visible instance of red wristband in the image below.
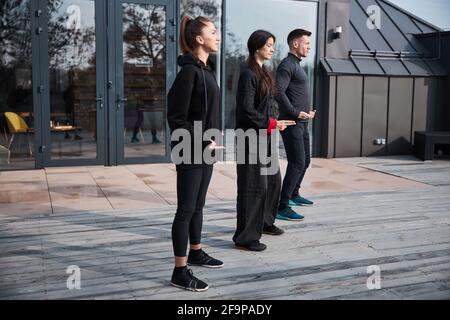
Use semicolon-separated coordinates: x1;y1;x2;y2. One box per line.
267;118;277;135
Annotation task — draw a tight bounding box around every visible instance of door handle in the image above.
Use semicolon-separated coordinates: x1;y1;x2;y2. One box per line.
95;95;103;109
116;95;127;109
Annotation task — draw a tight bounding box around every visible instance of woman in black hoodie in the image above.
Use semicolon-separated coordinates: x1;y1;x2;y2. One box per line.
233;30;295;252
167;16;222;292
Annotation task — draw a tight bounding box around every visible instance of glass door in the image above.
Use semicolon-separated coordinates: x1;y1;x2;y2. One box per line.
37;0;174;167
41;0;106;166
114;0;175;164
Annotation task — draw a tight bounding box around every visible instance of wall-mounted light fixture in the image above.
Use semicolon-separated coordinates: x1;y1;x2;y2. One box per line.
334;25;342;39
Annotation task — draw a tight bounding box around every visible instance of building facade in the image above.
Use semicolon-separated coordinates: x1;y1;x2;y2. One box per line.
0;0;447;170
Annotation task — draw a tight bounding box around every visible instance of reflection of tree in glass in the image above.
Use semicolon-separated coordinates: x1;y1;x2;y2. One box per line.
0;0;32;68
0;0;95;69
123;5;166;67
47;0;95;69
180;0;220;23
225;30;243;58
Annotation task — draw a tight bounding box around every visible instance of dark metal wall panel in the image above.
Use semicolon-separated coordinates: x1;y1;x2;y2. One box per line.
358;0;415;52
426;61;448;77
335;76;363;157
417;33;450;72
413;20;437;34
349;21;369;50
403;60;433;76
325;1;351;59
377;59;409;76
433;77;448;131
443;77;450;131
326;58;359;73
320;59;332;73
326;76;337;157
377;0;422;34
350;0;391;51
362;77;388;156
387;78;413;154
377;0;432;55
412;78;432;144
352;58;384;75
426;78;438;131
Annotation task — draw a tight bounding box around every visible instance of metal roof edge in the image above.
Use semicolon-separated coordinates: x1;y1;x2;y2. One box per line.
414;31;450;37
380;0;443;32
323;72;445;77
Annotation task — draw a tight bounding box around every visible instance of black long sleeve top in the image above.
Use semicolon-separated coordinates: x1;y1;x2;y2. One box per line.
275;53;311;121
235;65;275;131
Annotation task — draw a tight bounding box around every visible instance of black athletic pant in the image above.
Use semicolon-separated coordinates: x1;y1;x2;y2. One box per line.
172;165;213;257
233;135;281;246
279;122;310;210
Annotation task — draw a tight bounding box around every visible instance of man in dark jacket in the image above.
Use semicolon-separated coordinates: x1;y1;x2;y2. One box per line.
276;29;316;221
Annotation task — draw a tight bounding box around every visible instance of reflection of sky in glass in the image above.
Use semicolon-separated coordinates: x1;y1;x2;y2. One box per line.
226;0;317;66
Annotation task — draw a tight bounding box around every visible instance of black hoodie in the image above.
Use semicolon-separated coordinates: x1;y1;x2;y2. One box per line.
167;54;221;168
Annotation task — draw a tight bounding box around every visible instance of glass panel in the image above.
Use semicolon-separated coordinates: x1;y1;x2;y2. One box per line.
0;0;34;170
123;3;166;158
48;0;97;159
224;0;318;158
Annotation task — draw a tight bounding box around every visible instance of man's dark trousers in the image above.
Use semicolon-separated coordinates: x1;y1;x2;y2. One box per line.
279;121;310;210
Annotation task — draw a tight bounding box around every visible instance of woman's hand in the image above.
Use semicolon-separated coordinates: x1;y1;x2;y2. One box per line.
276;120;296;131
208;139;225;150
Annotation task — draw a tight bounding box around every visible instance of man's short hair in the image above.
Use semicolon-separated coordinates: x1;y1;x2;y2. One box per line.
287;29;312;45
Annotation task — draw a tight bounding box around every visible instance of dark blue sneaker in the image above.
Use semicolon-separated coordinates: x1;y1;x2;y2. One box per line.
276;207;304;221
289;195;314;206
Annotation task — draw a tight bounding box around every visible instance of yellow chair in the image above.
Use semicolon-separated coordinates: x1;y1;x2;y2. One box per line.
4;112;33;156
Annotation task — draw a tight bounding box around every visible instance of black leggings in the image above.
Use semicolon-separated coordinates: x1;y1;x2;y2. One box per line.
172;165;213;257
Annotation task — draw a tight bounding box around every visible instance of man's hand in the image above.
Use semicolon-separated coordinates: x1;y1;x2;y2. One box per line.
276;120;296;131
309;109;316;119
298;111;311;120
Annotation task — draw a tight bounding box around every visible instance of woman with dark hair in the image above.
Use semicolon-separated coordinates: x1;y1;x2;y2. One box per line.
233;30;296;251
167;15;222;292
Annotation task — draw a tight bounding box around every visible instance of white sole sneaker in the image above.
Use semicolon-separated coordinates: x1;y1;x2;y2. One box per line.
170;281;209;292
187;262;224;268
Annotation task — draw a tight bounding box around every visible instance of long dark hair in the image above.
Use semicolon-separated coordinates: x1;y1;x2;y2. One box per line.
247;30;276;100
179;15;211;55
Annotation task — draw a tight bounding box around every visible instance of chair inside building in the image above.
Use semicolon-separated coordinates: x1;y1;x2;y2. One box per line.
4;111;33;156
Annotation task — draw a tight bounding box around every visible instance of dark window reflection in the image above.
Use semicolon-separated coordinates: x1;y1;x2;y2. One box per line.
48;0;97;159
0;0;34;169
123;3;167;157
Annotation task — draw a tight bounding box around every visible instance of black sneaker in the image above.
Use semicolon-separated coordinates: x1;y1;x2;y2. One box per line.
187;249;223;268
234;241;267;252
263;224;284;235
170;267;209;292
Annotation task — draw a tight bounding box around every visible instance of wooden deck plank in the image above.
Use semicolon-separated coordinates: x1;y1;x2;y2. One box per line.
1;159;449;299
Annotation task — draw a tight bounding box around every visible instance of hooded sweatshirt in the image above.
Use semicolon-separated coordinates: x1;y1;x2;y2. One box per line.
167;54;221;169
